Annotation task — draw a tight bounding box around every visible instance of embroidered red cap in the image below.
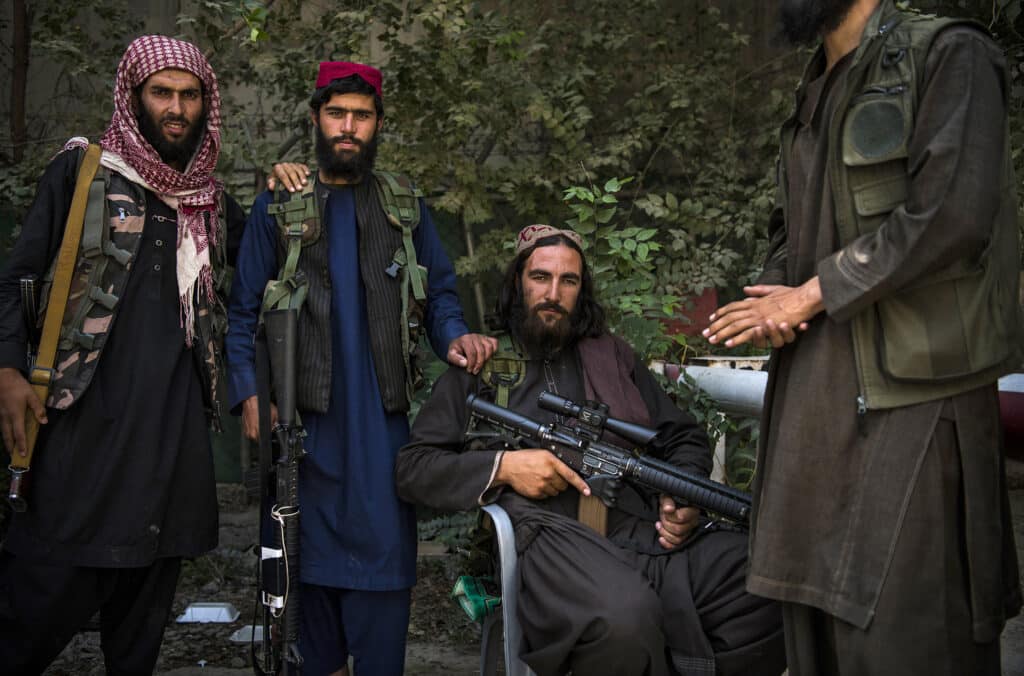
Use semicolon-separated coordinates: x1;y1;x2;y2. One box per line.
314;61;383;98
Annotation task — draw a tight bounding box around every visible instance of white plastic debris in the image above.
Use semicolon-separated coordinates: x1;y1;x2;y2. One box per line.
229;624;264;644
175;602;240;623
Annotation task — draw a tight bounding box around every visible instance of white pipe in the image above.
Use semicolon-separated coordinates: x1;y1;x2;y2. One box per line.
679;365;767;418
674;366;1022;419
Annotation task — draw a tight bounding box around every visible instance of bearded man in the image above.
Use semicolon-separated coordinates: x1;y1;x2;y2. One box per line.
0;35;245;674
226;61;495;676
704;0;1023;673
396;226;786;676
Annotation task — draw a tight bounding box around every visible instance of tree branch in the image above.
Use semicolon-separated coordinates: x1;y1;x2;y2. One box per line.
203;0;280;59
11;0;30;163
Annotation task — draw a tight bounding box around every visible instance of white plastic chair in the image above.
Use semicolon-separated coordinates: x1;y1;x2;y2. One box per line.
480;503;537;676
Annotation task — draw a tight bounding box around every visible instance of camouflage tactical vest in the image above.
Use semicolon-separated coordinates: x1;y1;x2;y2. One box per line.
38;163;229;427
779;0;1023;409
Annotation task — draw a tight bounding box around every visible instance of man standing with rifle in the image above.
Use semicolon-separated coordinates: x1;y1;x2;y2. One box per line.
226;61;495;676
396;225;785;676
0;36;245;674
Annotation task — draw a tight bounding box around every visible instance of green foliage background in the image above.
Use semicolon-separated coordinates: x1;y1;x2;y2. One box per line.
1;0;1022;496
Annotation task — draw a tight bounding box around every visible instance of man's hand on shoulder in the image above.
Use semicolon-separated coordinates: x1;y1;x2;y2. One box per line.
447;333;498;375
656;495;700;549
495;449;591;500
0;368;47;457
266;163;312;193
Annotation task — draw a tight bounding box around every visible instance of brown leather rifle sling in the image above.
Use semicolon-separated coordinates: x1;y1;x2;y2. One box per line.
8;143;102;511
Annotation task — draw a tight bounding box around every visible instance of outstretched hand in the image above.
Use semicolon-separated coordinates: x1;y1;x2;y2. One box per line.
703;280;822;349
267;162;312;193
447;333;498;375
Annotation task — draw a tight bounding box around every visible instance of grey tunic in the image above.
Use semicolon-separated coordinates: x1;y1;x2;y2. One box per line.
747;26;1020;654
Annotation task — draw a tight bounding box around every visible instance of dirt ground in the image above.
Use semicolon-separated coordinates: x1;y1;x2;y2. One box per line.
41;484;485;676
36;479;1024;675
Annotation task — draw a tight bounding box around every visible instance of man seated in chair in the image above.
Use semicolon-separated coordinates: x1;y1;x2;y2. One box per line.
396;225;786;676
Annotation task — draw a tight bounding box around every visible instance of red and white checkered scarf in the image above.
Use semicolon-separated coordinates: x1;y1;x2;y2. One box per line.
65;35;223;345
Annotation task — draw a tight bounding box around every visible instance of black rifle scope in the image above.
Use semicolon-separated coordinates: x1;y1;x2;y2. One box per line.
537;391;659;447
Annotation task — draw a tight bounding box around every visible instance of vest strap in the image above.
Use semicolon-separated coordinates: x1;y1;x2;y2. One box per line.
80;172;107;257
87;285;118;311
373;170;425;300
60;166;115;350
262;184;314;317
70;329;97;350
103;240;133;266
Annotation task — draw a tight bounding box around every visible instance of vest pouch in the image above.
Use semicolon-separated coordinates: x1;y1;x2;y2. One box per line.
875;260;1011;382
842;84;912;231
270;189;321;249
843;84;912;167
274;213;320;248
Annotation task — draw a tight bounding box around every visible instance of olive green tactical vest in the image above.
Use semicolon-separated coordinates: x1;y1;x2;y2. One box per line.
779;0;1023;409
38;160;229;426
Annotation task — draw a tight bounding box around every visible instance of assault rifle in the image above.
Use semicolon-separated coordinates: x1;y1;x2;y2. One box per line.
251;309;305;675
8;275;41;510
467;391;752;525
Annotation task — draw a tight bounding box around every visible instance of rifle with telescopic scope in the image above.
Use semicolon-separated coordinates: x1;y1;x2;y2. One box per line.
467;391;752;526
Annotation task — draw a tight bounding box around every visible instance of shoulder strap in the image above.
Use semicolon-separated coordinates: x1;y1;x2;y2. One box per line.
16;143;102;471
890;13;988;101
373;170;425;301
59;165;119;351
262;183;315;315
479;333;528;408
373;170;422;229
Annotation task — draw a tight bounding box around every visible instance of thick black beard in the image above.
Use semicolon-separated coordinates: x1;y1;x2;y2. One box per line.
513;300;574;359
314;123;379;182
137;106;207;170
777;0;859;46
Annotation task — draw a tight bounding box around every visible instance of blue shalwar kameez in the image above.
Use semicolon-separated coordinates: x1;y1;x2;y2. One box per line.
226;184;468;673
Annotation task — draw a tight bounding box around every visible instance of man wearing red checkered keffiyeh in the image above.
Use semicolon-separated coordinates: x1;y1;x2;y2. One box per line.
0;35;246;676
65;34;224;344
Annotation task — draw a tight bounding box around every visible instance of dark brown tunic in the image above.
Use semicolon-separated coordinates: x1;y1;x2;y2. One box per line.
747;26;1020;669
398;337;785;676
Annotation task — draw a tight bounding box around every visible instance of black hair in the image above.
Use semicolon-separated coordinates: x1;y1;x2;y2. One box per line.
492;234;607;340
309;74;384;118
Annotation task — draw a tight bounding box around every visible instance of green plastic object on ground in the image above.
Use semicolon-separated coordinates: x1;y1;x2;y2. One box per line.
452;575;501;622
